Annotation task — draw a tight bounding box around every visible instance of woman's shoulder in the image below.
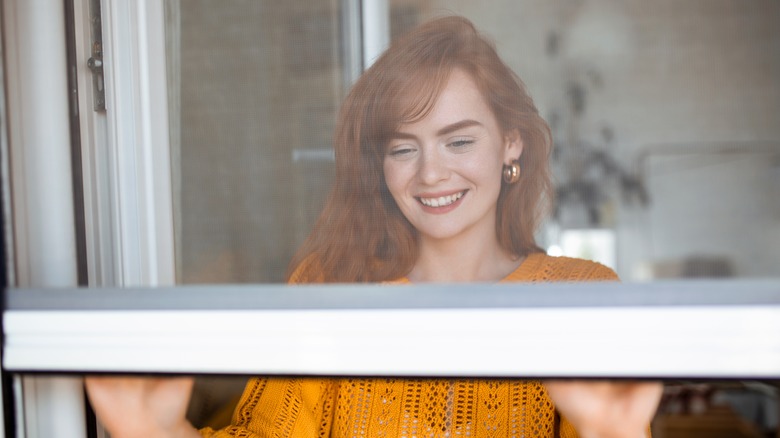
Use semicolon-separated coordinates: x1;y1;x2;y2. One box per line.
506;252;619;283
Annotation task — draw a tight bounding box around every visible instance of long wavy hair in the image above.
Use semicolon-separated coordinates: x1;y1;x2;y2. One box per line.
287;16;553;283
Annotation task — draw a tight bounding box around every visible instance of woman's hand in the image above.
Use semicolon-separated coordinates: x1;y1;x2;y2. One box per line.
84;376;200;438
544;380;663;438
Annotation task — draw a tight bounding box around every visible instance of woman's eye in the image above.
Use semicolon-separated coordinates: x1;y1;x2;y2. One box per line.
448;139;475;149
387;146;416;157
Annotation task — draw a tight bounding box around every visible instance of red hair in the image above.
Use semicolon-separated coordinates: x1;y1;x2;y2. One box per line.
287;16;553;283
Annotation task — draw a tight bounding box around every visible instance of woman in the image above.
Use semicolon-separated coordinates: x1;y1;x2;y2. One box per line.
87;16;661;438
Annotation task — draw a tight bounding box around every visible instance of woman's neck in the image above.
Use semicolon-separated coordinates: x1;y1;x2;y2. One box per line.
408;233;523;283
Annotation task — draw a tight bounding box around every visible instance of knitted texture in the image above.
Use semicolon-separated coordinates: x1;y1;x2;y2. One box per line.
200;253;618;437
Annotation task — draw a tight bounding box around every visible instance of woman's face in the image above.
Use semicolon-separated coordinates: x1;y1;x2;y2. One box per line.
383;69;522;246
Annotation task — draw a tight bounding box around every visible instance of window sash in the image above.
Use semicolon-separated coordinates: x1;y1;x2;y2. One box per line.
5;281;780;378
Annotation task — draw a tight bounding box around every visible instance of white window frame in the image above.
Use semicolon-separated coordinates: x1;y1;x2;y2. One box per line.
3;0;175;435
3;0;89;436
90;0;176;288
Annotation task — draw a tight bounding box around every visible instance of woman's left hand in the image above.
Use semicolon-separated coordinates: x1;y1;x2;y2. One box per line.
544;380;663;438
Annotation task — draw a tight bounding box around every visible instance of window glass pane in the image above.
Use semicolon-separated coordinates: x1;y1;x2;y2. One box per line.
166;1;348;284
168;1;780;286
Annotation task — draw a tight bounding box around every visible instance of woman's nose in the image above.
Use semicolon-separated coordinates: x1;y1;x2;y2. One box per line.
417;147;449;185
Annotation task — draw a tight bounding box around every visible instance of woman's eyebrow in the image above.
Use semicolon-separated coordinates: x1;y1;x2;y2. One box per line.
389;131;418;141
391;119;484;140
437;119;483;136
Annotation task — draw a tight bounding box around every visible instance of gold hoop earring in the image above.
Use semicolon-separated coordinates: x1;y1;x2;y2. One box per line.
502;160;521;184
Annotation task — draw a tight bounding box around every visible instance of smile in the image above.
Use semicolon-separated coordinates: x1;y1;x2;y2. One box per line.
417;191;466;207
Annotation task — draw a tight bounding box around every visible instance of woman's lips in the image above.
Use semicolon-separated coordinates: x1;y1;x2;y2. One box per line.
416;190;467;213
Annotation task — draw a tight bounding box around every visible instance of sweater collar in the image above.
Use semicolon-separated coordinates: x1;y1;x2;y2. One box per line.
387;252;546;284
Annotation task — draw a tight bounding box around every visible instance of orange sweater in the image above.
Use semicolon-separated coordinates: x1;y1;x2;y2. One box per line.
200;253;618;437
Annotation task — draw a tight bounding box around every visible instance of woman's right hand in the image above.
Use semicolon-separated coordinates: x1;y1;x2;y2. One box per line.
84;376;201;438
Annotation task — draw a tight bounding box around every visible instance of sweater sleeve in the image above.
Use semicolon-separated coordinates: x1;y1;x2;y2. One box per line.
587;261;620;282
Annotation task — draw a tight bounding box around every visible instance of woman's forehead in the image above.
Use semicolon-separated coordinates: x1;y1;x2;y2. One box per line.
394;69;495;132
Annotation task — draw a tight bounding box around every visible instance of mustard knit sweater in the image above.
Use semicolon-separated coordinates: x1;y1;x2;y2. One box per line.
200;253;618;438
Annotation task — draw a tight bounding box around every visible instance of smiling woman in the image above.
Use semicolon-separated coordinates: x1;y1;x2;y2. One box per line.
86;15;662;438
288;16;553;284
382;69;522;282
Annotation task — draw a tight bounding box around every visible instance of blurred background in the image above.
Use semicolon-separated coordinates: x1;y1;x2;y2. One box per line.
166;0;780;285
161;0;779;436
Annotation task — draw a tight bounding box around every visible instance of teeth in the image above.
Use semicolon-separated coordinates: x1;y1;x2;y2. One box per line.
419;191;464;207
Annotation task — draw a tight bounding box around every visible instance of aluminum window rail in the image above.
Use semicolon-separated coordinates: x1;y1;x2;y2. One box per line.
4;280;780;378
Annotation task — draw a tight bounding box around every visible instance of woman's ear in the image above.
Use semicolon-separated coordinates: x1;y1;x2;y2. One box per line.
504;129;523;163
